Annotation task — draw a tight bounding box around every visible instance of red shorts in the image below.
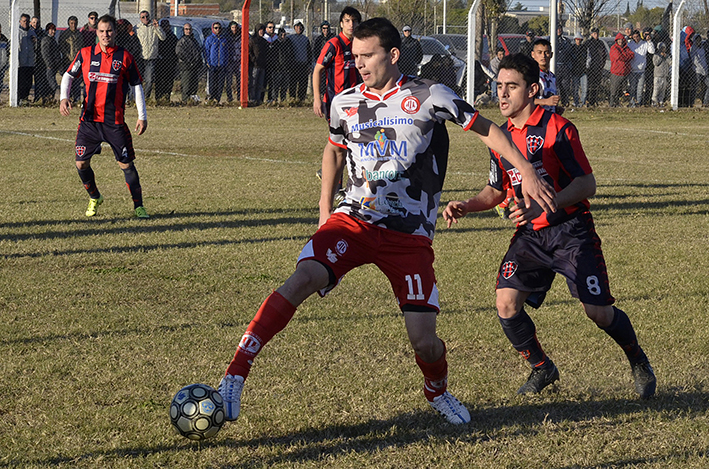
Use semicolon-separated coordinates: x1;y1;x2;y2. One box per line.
297;212;440;313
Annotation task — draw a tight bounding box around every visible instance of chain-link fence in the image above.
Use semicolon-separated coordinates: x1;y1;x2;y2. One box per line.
2;1;709;108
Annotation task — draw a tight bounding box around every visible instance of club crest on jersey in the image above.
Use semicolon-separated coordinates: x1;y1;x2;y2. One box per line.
75;146;86;157
112;60;122;71
501;261;518;279
401;96;420;114
526;135;544;154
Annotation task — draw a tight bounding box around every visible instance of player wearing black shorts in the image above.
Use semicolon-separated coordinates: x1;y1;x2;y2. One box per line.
60;14;149;219
443;53;656;399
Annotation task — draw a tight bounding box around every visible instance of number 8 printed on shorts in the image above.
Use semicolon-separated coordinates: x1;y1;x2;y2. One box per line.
586;275;601;295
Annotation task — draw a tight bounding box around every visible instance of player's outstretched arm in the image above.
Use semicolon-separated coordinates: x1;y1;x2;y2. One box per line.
59;72;75;116
132;83;148;135
318;141;346;227
312;63;325;118
470;116;557;213
443;186;506;228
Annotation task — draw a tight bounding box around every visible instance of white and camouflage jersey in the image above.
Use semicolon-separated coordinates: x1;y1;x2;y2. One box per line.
329;75;479;240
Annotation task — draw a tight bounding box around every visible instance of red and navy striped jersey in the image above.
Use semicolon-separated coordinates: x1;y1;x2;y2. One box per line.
488;105;593;230
316;33;361;103
66;44;142;125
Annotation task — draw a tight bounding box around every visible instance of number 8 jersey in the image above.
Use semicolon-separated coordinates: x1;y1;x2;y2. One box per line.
328;75;478;240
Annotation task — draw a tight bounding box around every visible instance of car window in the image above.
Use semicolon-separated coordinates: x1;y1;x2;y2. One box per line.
420;38;449;55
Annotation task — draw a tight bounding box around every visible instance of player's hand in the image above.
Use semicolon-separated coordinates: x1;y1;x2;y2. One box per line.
519;170;556;214
442;201;468;228
318;207;332;228
152;19;159;28
509;197;543;226
59;98;72;116
548;95;561;106
136;119;147;135
313;97;323;118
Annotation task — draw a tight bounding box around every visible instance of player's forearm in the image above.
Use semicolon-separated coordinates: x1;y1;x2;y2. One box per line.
463;185;506;213
555;173;596;208
60;72;74;101
473;119;537;178
132;84;147;121
318;142;345;210
312;64;324;97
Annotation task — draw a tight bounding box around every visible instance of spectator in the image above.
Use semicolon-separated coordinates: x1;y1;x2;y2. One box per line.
642;27;655;106
312;21;335;100
652;42;670;106
570;33;587;107
288;21;311;102
263;21;277;43
264;21;277;102
628;29;655;106
691;34;708;106
489;47;505;103
175;22;203;104
531;38;561;113
555;25;573;106
679;26;696;107
204;22;229;104
136;10;166;99
270;28;293;102
31;16;51;103
399;25;423;76
41;23;61;102
609;33;634;107
623;22;633;40
58;16;83;103
0;24;9;94
116;19;143;80
225;21;241;103
17;14;36;104
585;27;606;107
313;21;334;59
520;30;535;57
248;23;268;105
155;19;178;103
80;11;98;47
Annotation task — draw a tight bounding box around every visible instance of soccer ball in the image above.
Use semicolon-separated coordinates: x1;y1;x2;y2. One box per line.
170;383;225;440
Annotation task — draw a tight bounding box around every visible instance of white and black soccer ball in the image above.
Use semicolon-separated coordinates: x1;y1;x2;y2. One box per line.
170;383;225;440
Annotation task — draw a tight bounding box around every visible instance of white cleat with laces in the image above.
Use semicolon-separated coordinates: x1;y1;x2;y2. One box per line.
218;374;245;421
428;391;471;424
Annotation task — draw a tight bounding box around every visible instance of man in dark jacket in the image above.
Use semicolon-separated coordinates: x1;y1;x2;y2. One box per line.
58;16;83;102
585;27;606;106
248;23;268;104
204;22;229;104
41;23;61;101
399;25;423;76
175;22;203;103
155;19;178;103
570;33;587;106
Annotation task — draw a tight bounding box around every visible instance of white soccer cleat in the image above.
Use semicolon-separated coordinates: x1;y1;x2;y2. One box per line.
218;374;245;421
428;391;471;425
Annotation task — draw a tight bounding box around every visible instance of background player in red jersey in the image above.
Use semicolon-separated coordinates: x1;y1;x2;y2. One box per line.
60;15;149;219
218;19;557;426
443;53;656;399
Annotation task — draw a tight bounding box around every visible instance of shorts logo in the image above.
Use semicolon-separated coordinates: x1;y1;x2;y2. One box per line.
237;332;262;356
401;96;420;114
90;61;100;66
112;60;122;71
336;239;348;255
501;261;518;279
526;135;544;154
326;248;338;263
76;146;86;157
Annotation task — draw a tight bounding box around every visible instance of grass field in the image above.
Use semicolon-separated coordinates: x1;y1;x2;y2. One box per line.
1;104;708;469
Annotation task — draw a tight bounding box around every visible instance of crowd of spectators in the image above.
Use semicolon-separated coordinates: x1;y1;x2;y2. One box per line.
3;12;709;108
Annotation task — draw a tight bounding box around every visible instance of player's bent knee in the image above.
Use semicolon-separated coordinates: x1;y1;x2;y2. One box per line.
583;303;613;327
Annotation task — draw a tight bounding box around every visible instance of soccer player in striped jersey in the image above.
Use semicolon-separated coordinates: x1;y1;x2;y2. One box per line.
60;14;149;219
443;53;656;399
218;18;556;426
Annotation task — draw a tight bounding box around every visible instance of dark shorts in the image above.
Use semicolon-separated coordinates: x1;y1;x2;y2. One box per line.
495;211;615;308
296;212;440;313
75;121;136;163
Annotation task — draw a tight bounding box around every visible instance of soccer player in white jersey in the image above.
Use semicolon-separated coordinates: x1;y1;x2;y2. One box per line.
218;18;557;425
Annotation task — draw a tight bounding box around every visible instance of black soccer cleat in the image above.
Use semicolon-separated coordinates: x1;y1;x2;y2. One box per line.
517;363;560;395
631;360;656;399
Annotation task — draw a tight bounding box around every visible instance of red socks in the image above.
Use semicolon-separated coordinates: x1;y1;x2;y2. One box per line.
225;291;296;379
415;343;448;402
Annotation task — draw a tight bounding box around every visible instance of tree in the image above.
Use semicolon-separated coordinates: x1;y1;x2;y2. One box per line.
563;0;623;35
526;15;549;35
627;5;665;30
512;2;527;11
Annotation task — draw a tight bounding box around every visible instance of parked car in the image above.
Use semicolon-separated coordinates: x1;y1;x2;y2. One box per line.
157;16;232;46
432;33;528;67
416;36;467;94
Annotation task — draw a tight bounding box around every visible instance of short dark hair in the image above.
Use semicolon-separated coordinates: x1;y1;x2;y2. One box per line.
68;15;78;23
89;11;98;18
532;38;551;50
20;13;30;21
340;6;362;24
45;22;56;31
97;14;117;31
499;53;540;89
353;17;400;52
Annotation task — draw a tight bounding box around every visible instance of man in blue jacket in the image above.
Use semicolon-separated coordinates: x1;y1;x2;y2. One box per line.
204;22;229;104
